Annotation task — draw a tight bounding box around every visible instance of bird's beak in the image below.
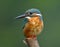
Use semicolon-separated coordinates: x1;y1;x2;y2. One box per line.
16;14;26;19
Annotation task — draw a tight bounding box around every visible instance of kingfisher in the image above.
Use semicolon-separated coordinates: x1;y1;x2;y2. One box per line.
16;8;44;39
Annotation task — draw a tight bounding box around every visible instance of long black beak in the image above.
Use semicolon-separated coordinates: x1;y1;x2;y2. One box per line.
16;14;26;19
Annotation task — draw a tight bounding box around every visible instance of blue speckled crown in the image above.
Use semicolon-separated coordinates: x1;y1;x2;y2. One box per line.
26;8;40;14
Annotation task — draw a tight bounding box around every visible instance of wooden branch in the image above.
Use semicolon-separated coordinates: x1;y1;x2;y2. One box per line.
23;38;40;47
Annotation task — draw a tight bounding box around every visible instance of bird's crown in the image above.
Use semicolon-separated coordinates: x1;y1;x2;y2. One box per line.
25;8;41;14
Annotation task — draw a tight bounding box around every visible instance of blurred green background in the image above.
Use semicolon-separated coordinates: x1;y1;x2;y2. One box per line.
0;0;60;47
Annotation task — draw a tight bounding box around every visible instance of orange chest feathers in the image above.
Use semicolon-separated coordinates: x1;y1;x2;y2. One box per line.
23;16;43;38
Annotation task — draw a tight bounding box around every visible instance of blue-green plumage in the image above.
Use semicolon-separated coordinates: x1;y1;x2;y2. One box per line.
16;8;43;28
16;8;44;38
26;8;40;14
25;8;43;21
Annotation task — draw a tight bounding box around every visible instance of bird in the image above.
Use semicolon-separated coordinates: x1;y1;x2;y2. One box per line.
16;8;44;39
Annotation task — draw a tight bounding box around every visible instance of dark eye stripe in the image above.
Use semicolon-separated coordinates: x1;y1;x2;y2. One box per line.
30;12;32;14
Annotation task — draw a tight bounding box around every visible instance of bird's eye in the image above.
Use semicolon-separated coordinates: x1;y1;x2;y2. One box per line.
30;12;32;14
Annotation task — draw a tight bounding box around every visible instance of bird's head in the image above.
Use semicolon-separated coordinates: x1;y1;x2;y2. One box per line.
16;8;43;20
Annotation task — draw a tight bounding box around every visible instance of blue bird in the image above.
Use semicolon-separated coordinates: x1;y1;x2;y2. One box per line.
16;8;44;39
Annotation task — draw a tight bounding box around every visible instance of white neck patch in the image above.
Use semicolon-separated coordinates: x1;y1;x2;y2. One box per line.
25;16;31;19
36;14;42;16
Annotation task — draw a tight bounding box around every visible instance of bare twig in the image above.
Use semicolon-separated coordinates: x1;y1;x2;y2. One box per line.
23;38;40;47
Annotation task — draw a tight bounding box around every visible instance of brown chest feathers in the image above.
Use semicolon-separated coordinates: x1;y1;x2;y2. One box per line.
23;17;43;38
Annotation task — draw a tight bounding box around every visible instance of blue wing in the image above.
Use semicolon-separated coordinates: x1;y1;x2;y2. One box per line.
22;18;28;29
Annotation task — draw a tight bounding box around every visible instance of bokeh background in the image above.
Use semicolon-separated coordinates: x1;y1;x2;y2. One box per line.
0;0;60;47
